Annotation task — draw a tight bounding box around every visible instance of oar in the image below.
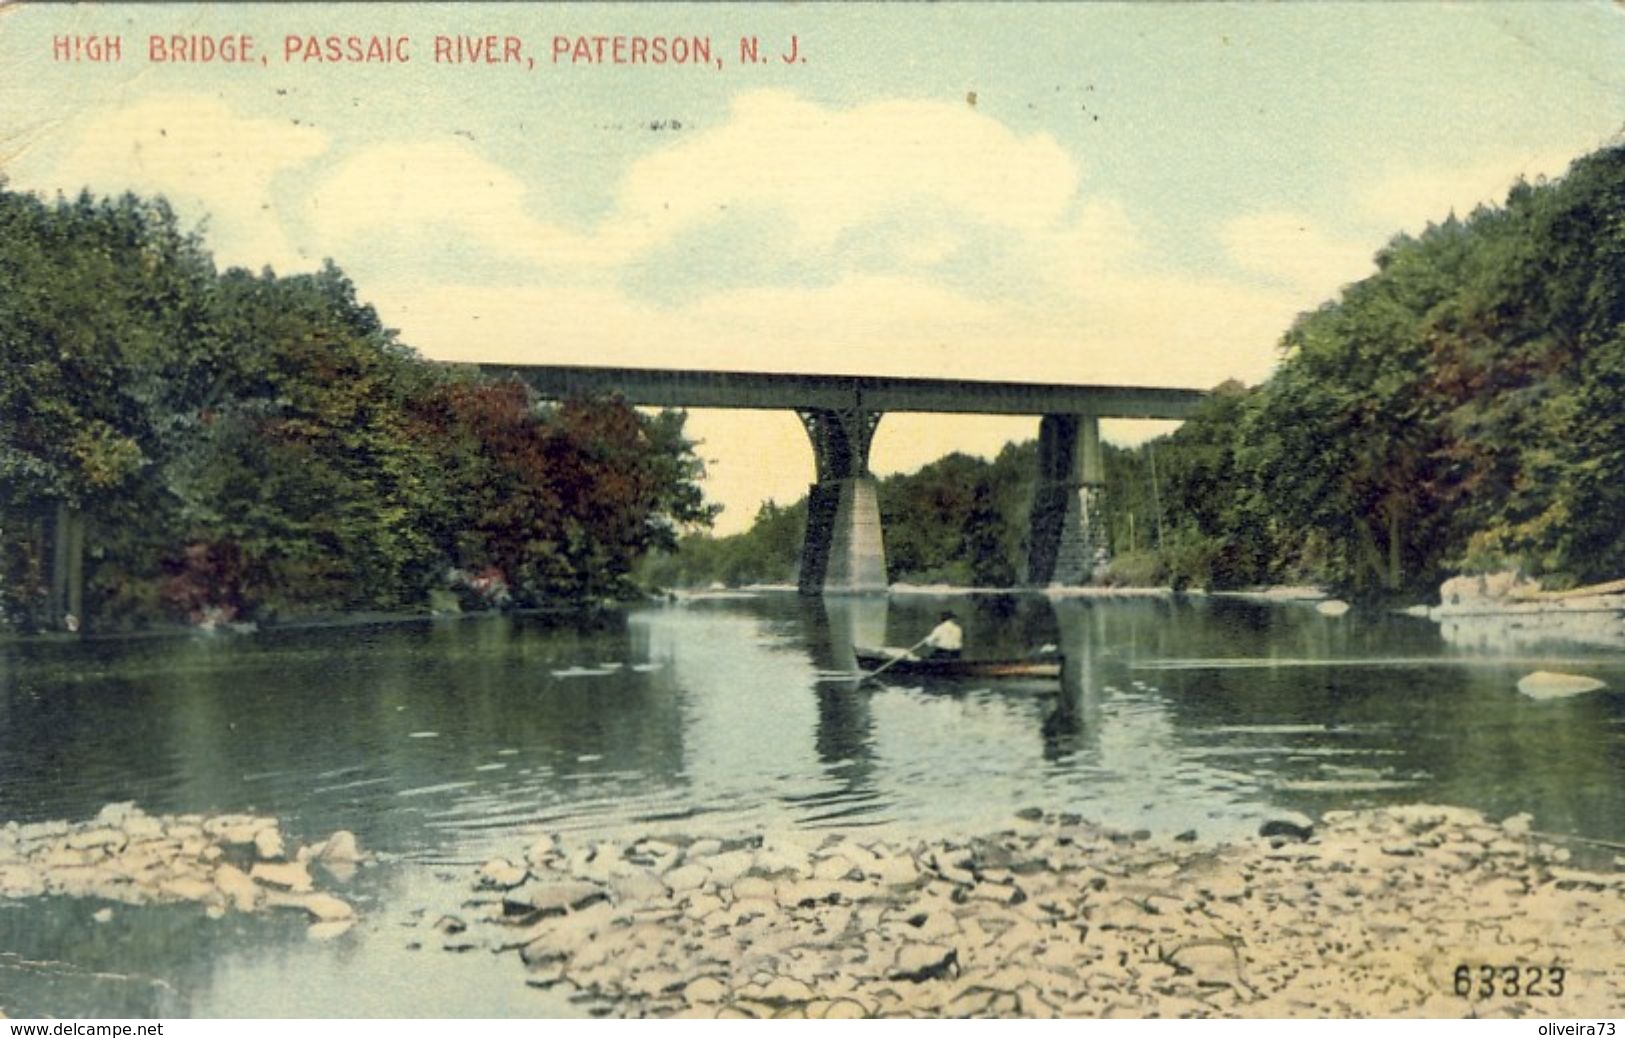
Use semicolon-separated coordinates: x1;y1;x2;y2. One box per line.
858;636;932;685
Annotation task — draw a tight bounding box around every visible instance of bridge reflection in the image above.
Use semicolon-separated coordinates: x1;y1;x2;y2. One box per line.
803;593;1110;766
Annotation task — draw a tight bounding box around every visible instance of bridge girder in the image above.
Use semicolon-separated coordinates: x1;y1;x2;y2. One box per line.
481;363;1205;420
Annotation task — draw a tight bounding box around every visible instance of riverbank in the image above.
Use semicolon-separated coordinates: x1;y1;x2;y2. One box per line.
3;802;1619;1017
441;805;1622;1018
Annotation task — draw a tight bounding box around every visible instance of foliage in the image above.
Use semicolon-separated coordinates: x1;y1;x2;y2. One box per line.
0;183;714;628
1126;145;1625;596
681;145;1625;599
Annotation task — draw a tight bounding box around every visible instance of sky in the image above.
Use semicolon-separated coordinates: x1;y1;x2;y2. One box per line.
2;2;1622;532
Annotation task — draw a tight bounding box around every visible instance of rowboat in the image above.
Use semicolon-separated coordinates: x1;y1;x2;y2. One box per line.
855;649;1062;679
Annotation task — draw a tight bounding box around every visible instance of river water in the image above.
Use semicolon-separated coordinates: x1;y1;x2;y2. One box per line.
1;591;1620;1016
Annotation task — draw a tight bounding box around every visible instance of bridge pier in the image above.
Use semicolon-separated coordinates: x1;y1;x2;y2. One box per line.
1027;414;1108;586
797;407;888;595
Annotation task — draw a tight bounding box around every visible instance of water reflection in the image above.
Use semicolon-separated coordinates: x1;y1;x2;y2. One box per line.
1;592;1622;1016
802;598;879;794
1042;597;1104;761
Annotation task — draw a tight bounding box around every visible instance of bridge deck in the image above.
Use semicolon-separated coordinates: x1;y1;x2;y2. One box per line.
478;364;1205;419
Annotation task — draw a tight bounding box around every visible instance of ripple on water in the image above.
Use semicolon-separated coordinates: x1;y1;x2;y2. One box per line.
1272;778;1421;792
549;667;618;678
396;781;478;798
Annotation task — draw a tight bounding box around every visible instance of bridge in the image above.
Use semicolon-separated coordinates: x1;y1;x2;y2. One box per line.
482;364;1206;595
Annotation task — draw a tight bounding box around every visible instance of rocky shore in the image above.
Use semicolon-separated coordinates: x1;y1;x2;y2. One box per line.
442;806;1622;1018
0;802;364;939
5;802;1619;1018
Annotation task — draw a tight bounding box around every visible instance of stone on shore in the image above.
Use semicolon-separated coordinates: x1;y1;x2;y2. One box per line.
307;920;354;941
455;803;1623;1018
504;878;607;917
2;805;359;927
477;857;529;890
287;892;355;922
253;827;286;861
251;860;314;893
214;864;263;912
317;830;365;865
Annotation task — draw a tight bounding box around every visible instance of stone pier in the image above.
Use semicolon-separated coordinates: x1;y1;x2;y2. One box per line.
494;365;1204;595
797;408;888;595
1027;414;1107;586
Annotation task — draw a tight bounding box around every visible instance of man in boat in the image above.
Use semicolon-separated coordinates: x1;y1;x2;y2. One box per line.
920;611;963;660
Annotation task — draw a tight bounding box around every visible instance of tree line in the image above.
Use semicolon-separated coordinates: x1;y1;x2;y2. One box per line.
647;144;1625;599
0;183;715;631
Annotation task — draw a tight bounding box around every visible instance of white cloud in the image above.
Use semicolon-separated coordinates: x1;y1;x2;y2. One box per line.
1356;150;1579;234
1221;211;1376;298
47;94;327;272
610;90;1082;254
304;141;614;271
25;89;1312;528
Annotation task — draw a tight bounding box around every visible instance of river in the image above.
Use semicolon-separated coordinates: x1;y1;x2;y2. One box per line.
1;591;1620;1016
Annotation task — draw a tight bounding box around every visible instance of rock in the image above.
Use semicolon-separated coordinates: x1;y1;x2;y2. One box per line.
17;820;68;844
307;920;354;941
1517;672;1607;700
1016;807;1045;821
1316;599;1350;617
1259;820;1314;842
1440;570;1538;607
96;802;142;827
92;907;114;923
890;944;959;982
610;871;667;902
253;827;286;861
525;835;562;867
477;857;529;890
663;863;710;893
286;892;354;922
433;914;467;935
824;999;867;1019
160;877;218;903
775;879;843;909
123;814;164;841
214;864;262;912
683;976;729;1004
732;876;776;901
812;855;861;882
699;851;754;887
1174;830;1198;842
744;976;815;1002
504;879;608;917
0;865;44;898
218;823;265;847
1170;941;1242;985
682;892;724;921
687;839;724;858
318;830;364;864
867;853;922;888
65;828;127;853
251;861;314;893
1501;813;1534;836
1197;874;1247;900
633;839;681;864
